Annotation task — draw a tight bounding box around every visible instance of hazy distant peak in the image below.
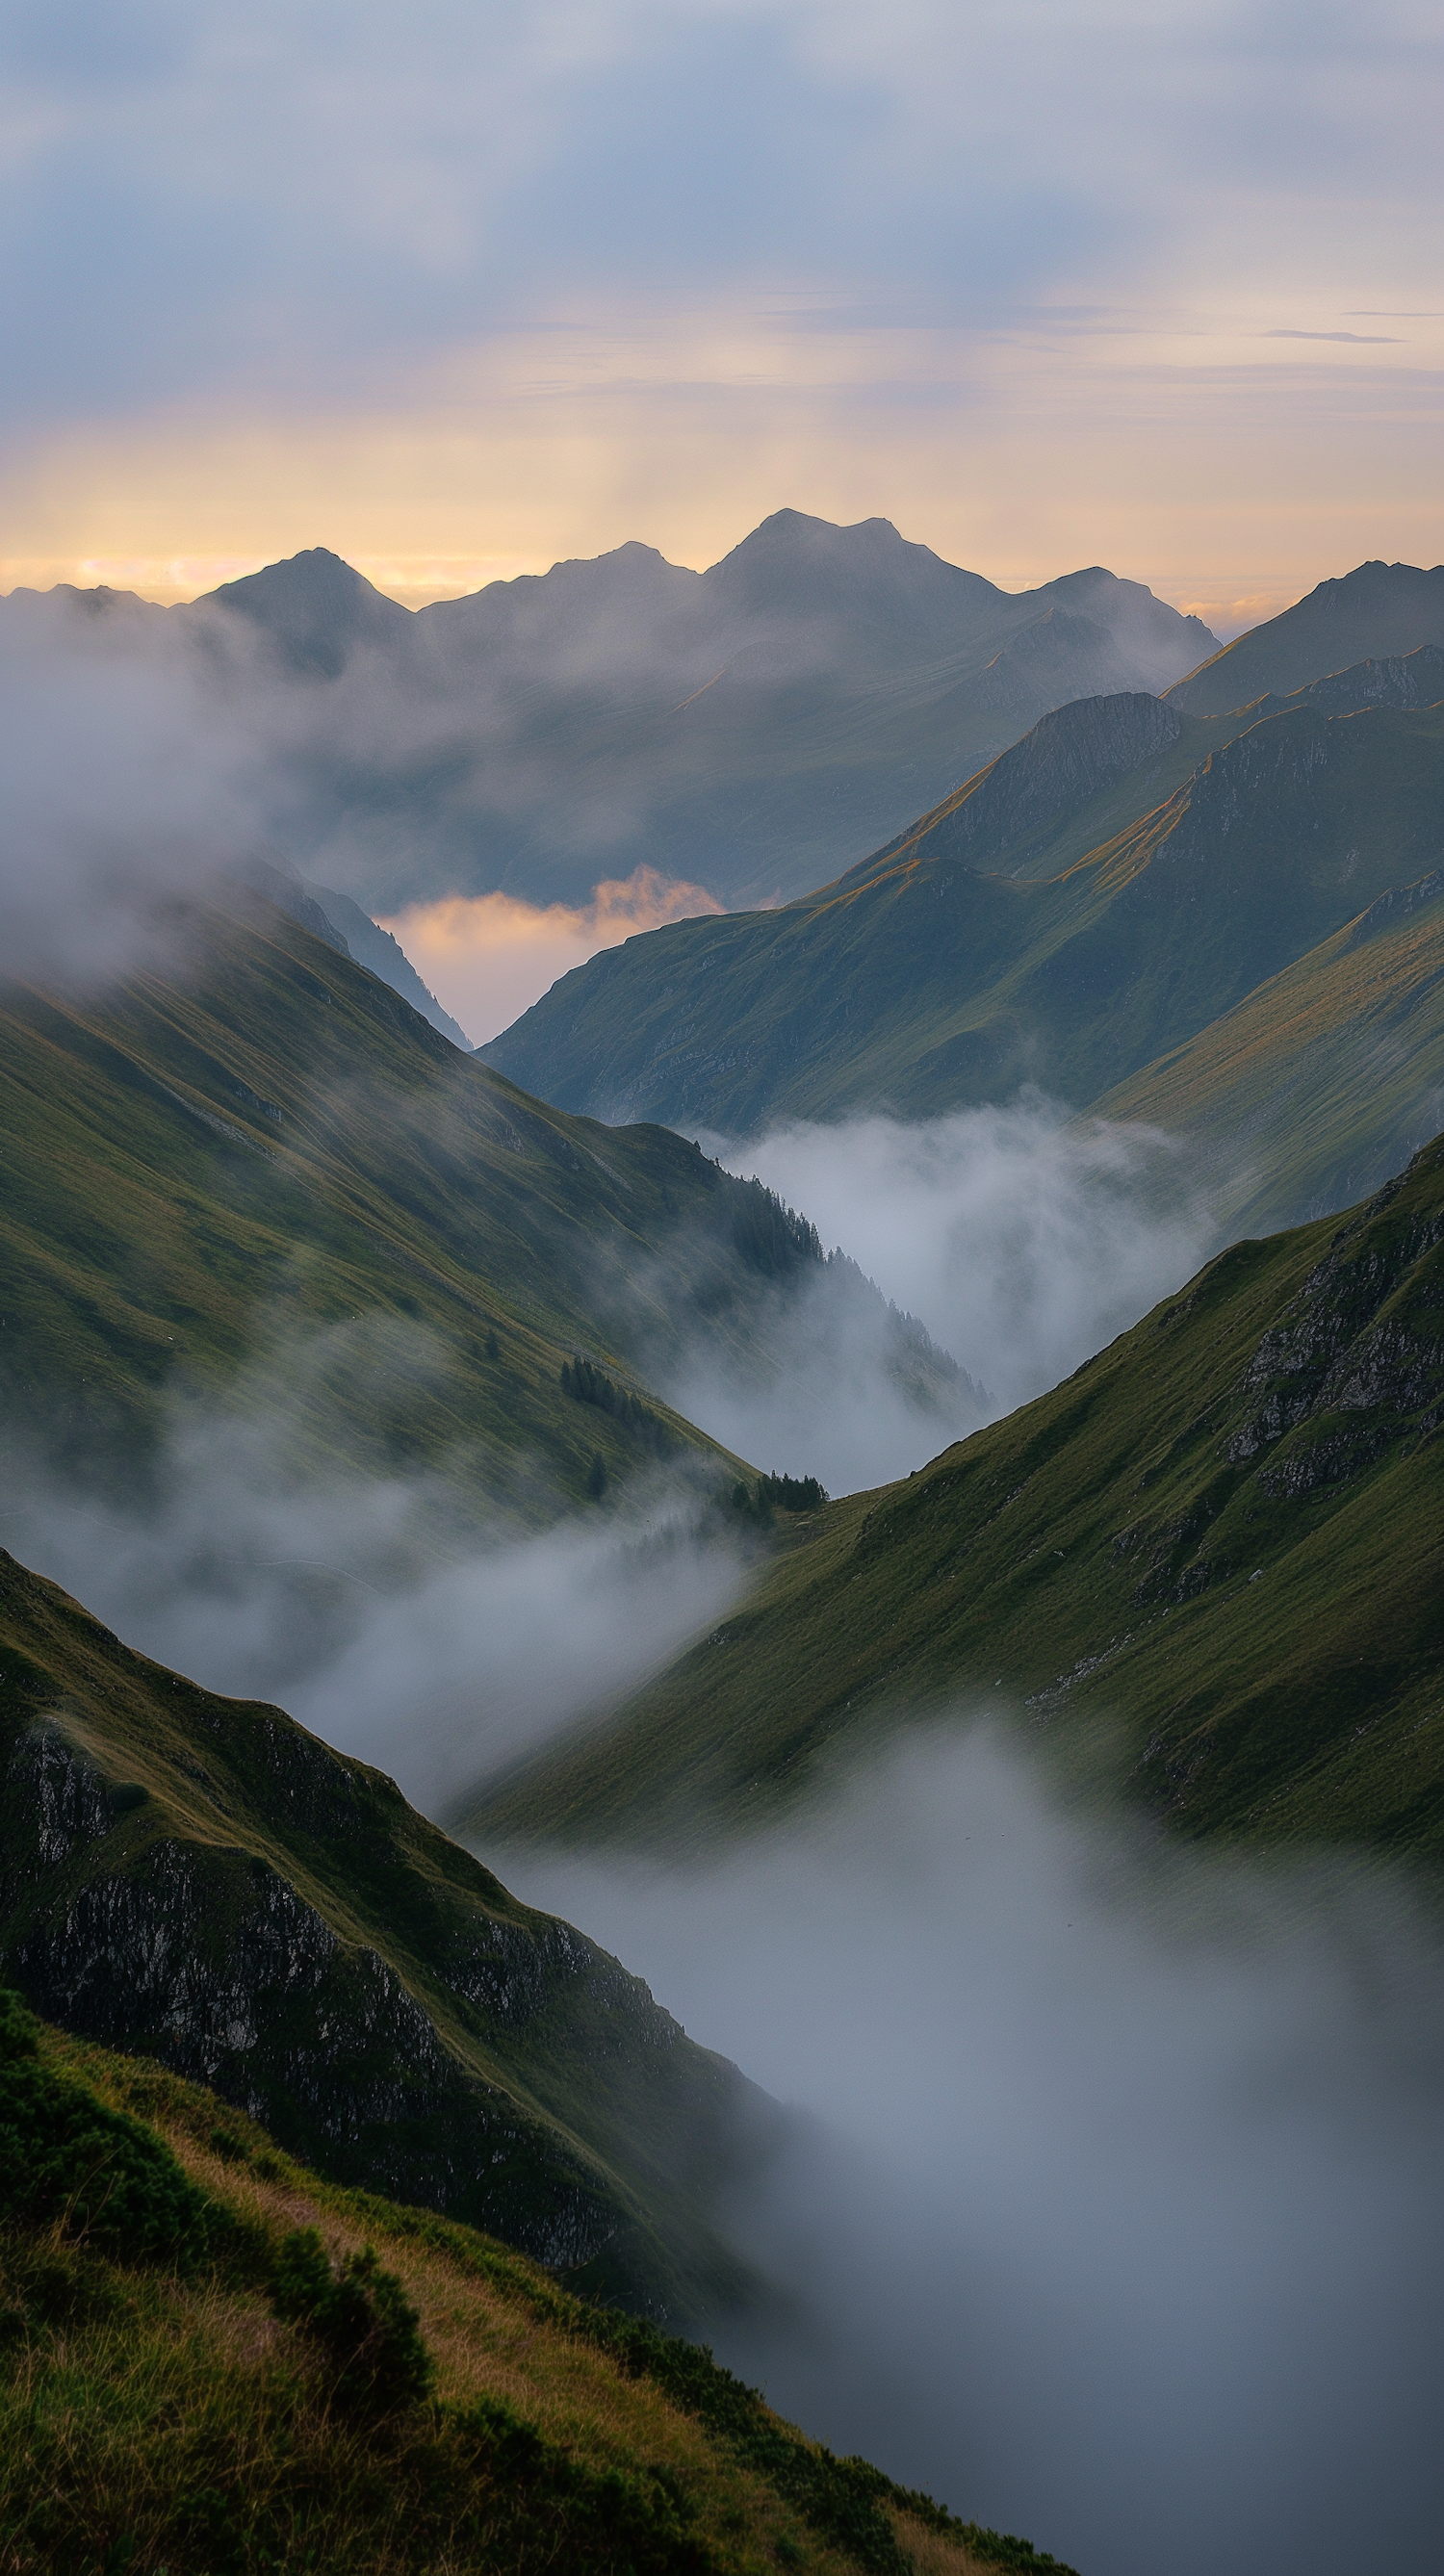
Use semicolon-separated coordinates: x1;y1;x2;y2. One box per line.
701;505;1008;640
416;533;701;652
200;545;414;677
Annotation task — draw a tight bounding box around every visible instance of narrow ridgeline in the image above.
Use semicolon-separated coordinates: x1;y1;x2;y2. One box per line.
0;883;940;1512
481;646;1444;1241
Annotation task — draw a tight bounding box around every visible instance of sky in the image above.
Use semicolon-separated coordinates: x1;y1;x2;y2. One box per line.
3;0;1442;633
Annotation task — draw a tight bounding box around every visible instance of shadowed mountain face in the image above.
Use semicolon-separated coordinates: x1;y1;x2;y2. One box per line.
471;1134;1444;1865
206;546;416;678
49;511;1208;914
1167;560;1444;717
481;667;1444;1170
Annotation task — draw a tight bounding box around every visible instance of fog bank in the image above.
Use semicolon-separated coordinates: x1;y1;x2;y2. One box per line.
671;1103;1217;1491
1;1380;746;1814
499;1729;1444;2576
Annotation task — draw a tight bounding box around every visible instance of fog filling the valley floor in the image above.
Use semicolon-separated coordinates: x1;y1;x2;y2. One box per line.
668;1102;1217;1494
495;1727;1444;2576
0;1382;748;1815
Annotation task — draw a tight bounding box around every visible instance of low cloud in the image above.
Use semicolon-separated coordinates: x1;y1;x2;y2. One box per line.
1;1336;747;1815
379;867;724;1045
671;1101;1217;1491
500;1724;1444;2576
0;588;269;983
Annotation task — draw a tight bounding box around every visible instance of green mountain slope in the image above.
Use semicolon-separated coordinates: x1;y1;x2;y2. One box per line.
0;1997;1064;2575
483;697;1444;1140
470;1139;1444;1864
1167;559;1444;717
835;642;1444;889
1089;871;1444;1237
0;1543;763;2321
0;887;915;1507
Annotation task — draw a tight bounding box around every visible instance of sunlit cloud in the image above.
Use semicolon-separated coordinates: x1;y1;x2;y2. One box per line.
380;866;725;1045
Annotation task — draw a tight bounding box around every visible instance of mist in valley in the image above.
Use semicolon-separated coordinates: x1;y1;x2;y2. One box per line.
0;1340;751;1816
498;1727;1444;2576
4;601;1426;2576
671;1101;1219;1493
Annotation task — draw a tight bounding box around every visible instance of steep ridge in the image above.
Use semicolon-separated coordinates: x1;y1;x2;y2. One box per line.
471;1137;1444;1863
1089;870;1444;1237
482;694;1444;1138
170;514;1214;911
1167;560;1444;717
837;640;1444;889
0;887;955;1502
299;872;473;1045
0;1546;761;2321
0;1999;1068;2572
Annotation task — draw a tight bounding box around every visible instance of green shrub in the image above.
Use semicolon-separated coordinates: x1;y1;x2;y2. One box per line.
269;2226;432;2415
451;2393;719;2573
0;1991;214;2268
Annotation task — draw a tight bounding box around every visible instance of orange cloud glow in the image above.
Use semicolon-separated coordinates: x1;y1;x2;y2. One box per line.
379;866;725;1046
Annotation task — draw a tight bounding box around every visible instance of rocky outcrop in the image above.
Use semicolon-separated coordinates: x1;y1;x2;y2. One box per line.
0;1548;763;2317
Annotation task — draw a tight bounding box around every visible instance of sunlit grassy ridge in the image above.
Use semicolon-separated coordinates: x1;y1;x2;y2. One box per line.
472;1137;1444;1860
1090;869;1444;1238
0;1997;1072;2576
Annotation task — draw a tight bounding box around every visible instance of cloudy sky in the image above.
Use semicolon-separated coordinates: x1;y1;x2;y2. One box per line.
3;0;1441;626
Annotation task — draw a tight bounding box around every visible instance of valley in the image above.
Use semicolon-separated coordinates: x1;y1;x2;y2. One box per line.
5;534;1444;2576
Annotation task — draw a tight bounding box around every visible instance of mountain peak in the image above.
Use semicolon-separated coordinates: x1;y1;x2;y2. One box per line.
200;547;412;676
702;506;1007;642
1168;558;1444;718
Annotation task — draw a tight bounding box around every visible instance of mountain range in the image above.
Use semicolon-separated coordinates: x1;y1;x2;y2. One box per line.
483;607;1444;1244
7;512;1217;914
9;522;1444;2575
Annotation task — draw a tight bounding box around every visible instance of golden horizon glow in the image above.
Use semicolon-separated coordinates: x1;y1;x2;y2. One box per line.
3;292;1440;628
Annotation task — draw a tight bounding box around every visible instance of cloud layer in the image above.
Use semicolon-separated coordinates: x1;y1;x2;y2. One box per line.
696;1103;1215;1449
503;1725;1444;2576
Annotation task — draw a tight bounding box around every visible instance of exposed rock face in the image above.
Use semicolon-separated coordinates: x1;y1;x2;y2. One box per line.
2;1727;632;2271
1116;1161;1444;1603
0;1549;763;2316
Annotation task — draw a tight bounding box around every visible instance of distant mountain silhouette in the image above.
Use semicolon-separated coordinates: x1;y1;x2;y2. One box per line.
205;546;413;678
185;512;1217;910
480;644;1444;1205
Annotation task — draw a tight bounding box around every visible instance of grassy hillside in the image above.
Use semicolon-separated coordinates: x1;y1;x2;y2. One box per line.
0;1994;1070;2575
0;1544;768;2323
1167;559;1444;717
1090;870;1444;1236
483;698;1444;1141
470;1139;1444;1864
0;888;872;1509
